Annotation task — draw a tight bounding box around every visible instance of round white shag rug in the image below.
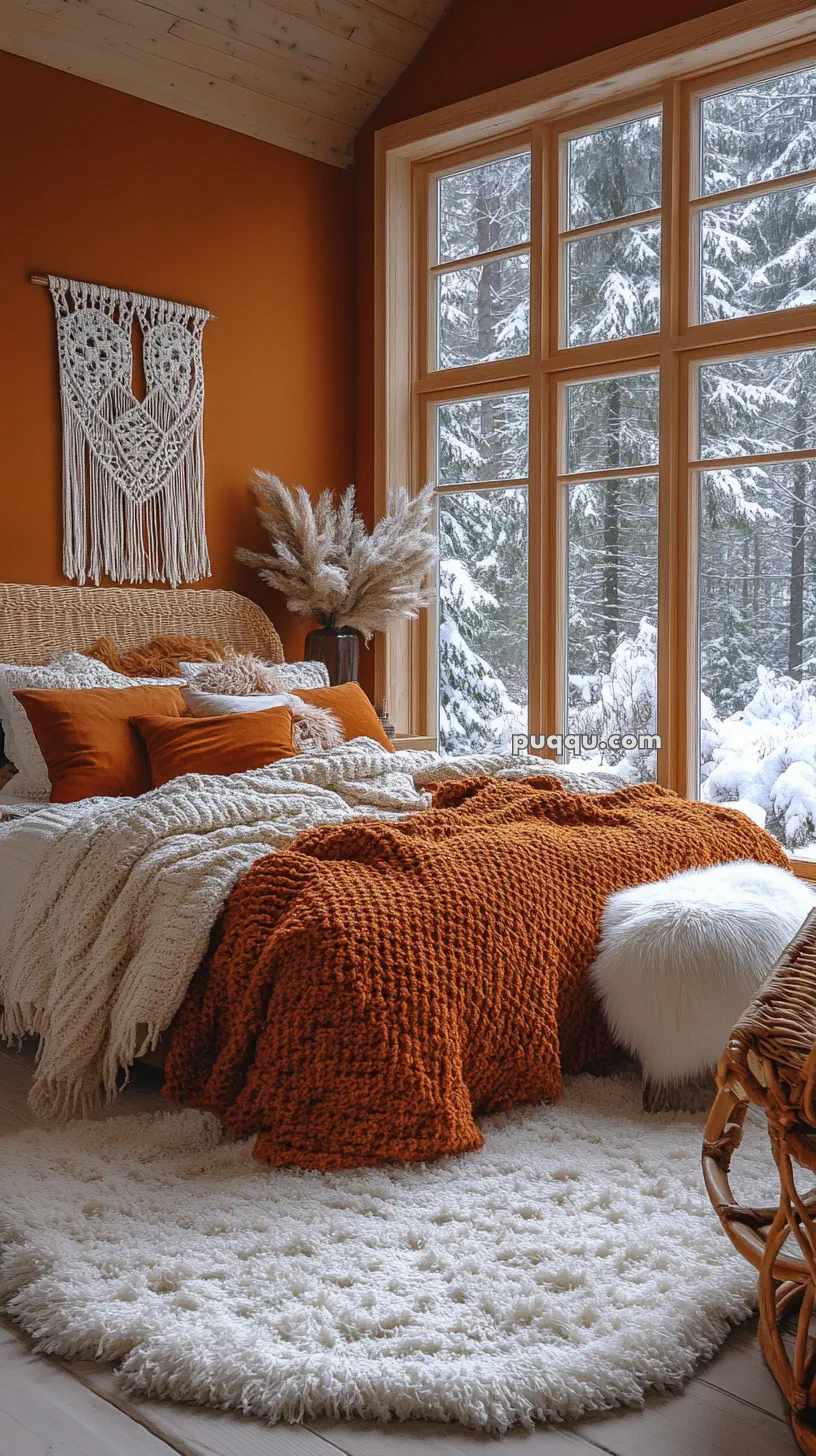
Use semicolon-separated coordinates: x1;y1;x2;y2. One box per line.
0;1074;777;1434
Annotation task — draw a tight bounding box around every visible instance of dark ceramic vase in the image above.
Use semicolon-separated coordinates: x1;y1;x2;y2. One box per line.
304;625;359;685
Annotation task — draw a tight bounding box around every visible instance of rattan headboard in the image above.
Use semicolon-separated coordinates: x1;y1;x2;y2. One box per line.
0;584;284;666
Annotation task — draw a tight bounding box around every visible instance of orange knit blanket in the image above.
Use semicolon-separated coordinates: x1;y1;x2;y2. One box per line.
164;776;786;1170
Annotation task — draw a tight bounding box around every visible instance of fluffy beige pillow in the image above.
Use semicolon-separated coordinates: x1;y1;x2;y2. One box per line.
182;656;330;695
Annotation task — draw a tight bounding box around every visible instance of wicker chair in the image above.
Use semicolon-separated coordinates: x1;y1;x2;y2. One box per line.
703;907;816;1454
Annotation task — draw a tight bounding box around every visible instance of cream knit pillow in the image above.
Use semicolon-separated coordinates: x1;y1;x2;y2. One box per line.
0;654;182;800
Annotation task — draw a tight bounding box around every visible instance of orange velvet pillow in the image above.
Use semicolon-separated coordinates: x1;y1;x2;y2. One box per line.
14;685;187;802
132;705;297;788
293;683;394;751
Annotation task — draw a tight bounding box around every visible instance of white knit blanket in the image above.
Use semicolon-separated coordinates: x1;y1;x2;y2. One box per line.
0;742;619;1120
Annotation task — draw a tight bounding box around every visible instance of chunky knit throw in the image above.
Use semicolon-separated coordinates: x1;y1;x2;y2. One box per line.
165;776;786;1170
0;744;617;1119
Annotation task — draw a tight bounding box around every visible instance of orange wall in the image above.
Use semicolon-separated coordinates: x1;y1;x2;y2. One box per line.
0;50;355;663
354;0;743;531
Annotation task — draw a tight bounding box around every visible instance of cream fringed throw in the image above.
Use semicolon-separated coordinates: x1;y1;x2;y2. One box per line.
48;275;211;586
0;746;619;1120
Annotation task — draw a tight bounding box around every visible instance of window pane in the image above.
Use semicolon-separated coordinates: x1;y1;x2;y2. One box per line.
567;114;662;229
438;393;529;486
567;222;661;346
437;253;530;369
698;463;816;855
438;152;531;264
698;347;816;459
699;183;816;323
567;475;659;782
439;488;528;755
701;65;816;196
566;371;659;475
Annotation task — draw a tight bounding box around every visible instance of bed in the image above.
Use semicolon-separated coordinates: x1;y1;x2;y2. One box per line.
0;580;779;1168
0;581;536;1123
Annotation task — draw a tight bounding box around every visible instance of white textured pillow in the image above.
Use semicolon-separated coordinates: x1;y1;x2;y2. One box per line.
0;654;180;800
181;685;342;752
180;659;330;691
182;687;291;717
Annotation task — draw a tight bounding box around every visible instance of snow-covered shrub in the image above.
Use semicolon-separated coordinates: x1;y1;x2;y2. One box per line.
702;667;816;849
569;619;657;781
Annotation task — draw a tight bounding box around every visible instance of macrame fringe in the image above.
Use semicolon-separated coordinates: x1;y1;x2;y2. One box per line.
50;275;211;587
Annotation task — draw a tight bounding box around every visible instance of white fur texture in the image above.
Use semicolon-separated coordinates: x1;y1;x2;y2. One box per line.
182;655;330;694
0;1074;779;1433
590;861;816;1085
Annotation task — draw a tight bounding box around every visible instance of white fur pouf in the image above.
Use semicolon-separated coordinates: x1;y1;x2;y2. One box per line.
589;860;815;1097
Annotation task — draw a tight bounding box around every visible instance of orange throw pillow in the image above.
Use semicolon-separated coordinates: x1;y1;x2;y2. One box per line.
132;706;296;788
14;685;187;802
293;683;394;751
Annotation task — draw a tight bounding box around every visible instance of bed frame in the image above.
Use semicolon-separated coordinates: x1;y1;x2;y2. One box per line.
0;583;284;665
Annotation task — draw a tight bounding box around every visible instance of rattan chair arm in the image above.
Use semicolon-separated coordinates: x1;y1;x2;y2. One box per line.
721;909;816;1108
702;1086;807;1279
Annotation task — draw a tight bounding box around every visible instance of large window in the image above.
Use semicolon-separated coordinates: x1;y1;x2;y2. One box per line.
403;43;816;861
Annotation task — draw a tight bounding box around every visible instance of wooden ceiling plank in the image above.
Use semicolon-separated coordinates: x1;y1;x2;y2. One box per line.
137;18;378;127
122;38;357;155
119;41;357;152
23;0;171;27
167;13;386;115
123;0;404;98
0;11;354;164
18;0;366;132
272;0;430;64
350;0;448;34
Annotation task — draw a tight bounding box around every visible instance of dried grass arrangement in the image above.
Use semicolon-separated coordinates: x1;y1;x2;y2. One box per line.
236;473;436;640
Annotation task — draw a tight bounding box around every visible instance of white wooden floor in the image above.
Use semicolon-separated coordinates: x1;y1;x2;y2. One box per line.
0;1042;802;1456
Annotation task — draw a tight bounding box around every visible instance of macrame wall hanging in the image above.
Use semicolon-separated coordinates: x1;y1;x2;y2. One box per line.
48;275;211;586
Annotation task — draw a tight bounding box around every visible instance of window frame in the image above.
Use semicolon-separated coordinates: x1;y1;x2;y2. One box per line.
375;0;816;873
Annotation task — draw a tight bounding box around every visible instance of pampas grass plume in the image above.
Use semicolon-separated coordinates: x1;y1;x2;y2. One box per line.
236;473;437;640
